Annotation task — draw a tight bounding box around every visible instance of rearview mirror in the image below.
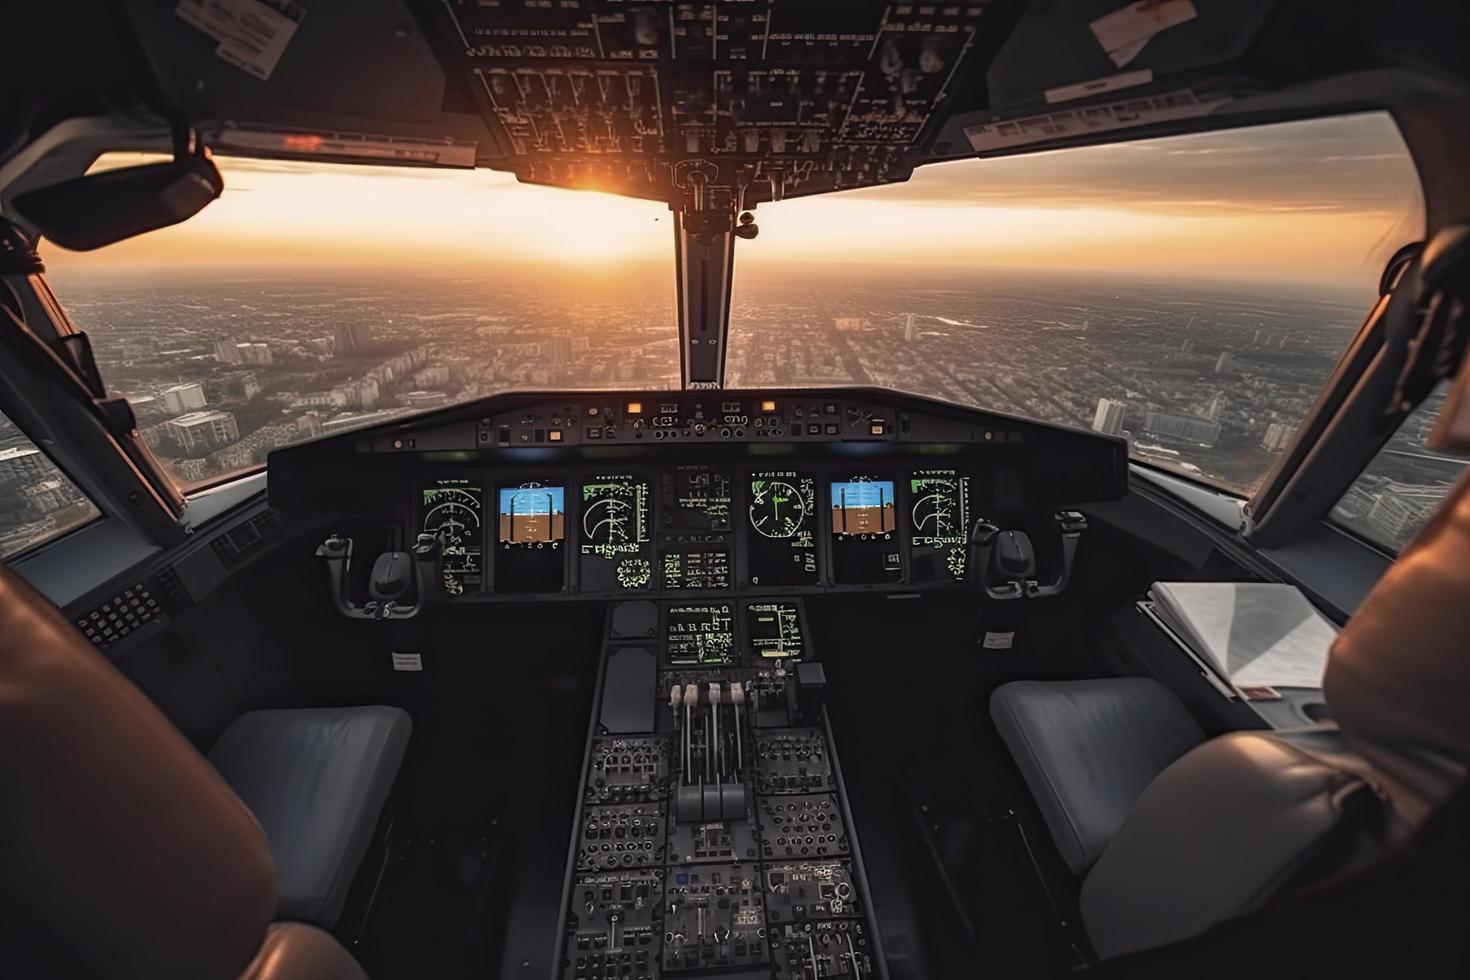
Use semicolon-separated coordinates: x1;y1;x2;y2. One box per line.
12;150;224;251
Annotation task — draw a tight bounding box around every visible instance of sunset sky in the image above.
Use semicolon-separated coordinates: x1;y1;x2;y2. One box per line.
44;112;1422;293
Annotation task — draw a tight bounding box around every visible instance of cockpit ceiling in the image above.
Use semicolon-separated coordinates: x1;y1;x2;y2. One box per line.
425;0;990;208
112;0;1325;213
14;1;1466;223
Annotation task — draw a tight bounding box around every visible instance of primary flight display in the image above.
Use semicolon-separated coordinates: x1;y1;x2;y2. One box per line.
419;467;973;598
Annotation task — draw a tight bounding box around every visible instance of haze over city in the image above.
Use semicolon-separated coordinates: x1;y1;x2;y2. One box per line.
2;112;1459;559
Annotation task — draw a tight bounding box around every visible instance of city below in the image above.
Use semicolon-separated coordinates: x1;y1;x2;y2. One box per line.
1;264;1463;558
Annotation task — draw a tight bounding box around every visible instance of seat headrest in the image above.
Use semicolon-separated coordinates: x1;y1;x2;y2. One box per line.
1325;467;1470;832
0;566;275;980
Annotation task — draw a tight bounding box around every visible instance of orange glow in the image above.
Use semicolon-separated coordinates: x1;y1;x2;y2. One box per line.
44;113;1422;293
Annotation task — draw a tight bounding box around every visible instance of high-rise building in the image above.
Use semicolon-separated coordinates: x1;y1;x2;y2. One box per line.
334;323;374;352
0;446;49;485
214;339;242;364
1091;398;1127;436
833;317;864;333
166;410;239;455
1142;410;1221;448
237;342;273;366
1261;421;1298;452
1214;352;1237;374
1203;391;1227;421
1366;494;1427;547
307;337;336;356
161;383;207;416
903;313;916;342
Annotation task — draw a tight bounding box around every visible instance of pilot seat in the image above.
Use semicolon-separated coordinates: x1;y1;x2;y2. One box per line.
990;470;1470;958
0;564;407;978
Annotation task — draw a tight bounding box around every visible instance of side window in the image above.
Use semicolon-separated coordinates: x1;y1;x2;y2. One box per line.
0;410;101;558
1330;389;1470;552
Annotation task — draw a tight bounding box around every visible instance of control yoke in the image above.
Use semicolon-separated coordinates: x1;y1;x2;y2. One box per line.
316;532;440;619
969;511;1087;600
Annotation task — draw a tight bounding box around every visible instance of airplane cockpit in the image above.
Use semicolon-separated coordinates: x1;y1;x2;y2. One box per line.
3;3;1470;978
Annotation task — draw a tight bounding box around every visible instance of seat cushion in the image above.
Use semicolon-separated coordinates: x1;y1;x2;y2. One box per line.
990;678;1204;874
239;923;369;980
211;706;411;928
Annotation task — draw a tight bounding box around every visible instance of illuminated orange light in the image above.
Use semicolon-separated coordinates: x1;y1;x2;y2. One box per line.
760;399;778;412
626;401;643;414
281;134;326;151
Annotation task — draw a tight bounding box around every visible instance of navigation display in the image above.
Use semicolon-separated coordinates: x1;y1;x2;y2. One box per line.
579;475;653;591
909;469;971;582
421;479;483;597
746;471;819;587
746;602;804;659
494;481;566;594
829;475;902;584
666;603;737;665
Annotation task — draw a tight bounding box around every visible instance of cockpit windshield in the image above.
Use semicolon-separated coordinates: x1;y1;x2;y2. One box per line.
728;112;1423;494
46;112;1420;494
47;159;678;488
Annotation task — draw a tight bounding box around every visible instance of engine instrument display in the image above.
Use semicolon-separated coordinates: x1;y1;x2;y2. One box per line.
909;469;971;582
747;602;805;660
747;472;819;587
421;479;483;596
580;475;653;591
829;476;902;584
661;465;731;531
666;603;736;666
494;482;566;594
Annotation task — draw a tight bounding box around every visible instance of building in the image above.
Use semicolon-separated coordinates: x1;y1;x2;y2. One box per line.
833;317;864;333
161;383;207;416
414;366;451;388
320;409;404;435
214;339;242;364
903;313;916;342
1091;398;1127;436
236;342;274;366
1142;410;1221;448
21;478;79;514
1261;421;1298;452
404;390;449;410
1366;493;1428;547
126;394;164;422
0;445;50;485
307;337;336;356
1203;392;1227;421
334;323;374;352
165;410;239;456
1214;352;1237;374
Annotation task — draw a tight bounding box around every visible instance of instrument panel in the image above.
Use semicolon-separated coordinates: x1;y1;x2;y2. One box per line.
271;388;1129;603
414;464;977;600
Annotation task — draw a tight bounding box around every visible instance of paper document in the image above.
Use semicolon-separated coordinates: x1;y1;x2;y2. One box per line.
1149;582;1336;690
1091;1;1198;68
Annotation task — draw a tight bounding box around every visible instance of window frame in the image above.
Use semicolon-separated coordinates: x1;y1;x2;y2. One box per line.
0;270;186;557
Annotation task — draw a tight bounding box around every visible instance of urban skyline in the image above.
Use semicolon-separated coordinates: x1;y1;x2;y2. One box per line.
0;264;1461;559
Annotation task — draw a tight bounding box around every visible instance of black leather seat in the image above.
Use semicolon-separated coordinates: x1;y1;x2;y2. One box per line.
212;706;411;929
0;565;370;979
990;677;1204;874
991;466;1470;959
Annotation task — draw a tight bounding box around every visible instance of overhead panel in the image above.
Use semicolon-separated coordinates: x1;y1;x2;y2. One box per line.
424;1;993;215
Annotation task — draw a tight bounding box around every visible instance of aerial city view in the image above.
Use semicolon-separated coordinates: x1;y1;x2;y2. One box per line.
0;260;1454;560
1;111;1457;558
